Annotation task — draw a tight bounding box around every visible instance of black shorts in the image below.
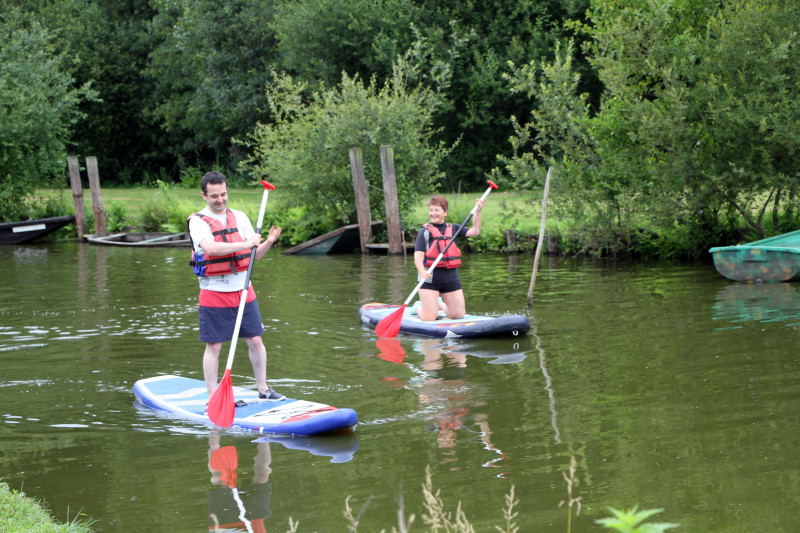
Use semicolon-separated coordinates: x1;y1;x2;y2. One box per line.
420;277;462;294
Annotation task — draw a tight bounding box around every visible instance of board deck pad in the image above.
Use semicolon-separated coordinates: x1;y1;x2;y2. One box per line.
134;375;357;435
359;302;530;338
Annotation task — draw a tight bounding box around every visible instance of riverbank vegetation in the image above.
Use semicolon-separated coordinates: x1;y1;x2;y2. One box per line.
2;468;673;532
41;184;548;254
6;1;800;259
0;481;92;533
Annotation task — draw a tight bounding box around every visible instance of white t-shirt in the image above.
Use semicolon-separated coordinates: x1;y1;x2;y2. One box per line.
188;207;255;292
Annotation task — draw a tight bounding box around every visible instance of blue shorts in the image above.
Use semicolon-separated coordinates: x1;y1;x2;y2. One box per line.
199;298;265;343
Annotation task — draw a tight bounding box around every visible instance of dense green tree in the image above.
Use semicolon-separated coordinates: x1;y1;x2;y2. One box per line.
147;0;280;173
16;0;163;184
69;0;163;183
271;0;592;191
272;0;420;89
502;0;800;258
588;0;800;247
0;6;95;221
418;0;593;191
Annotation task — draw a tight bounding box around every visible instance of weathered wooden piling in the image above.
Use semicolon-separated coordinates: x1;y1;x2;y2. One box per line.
379;145;403;254
67;156;88;238
349;148;373;252
86;156;106;235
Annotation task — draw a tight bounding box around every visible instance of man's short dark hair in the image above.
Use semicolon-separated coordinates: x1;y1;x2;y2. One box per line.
201;171;228;193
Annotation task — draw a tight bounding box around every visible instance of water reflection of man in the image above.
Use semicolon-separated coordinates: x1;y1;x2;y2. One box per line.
416;339;505;472
207;432;272;532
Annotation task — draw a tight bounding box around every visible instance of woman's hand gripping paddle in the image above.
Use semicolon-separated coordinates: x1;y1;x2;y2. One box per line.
374;180;498;338
207;181;275;428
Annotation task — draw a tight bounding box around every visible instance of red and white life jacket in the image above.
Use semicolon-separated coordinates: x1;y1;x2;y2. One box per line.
188;209;251;276
422;223;462;268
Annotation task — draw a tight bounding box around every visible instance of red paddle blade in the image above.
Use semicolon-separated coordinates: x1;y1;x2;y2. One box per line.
376;338;406;364
374;305;406;338
207;369;235;428
209;446;239;489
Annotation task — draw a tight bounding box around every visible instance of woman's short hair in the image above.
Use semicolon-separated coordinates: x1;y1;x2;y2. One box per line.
428;195;448;212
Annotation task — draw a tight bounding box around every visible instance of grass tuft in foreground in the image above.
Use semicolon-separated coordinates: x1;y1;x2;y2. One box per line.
0;481;92;533
334;466;518;533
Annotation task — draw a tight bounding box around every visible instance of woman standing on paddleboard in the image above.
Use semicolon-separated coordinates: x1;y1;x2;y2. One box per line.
413;195;485;321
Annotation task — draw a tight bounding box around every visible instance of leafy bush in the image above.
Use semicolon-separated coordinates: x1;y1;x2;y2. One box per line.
240;43;454;236
104;201;130;232
138;180;194;231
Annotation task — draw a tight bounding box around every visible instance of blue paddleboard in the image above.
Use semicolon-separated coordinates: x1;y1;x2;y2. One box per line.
359;302;530;338
134;375;357;435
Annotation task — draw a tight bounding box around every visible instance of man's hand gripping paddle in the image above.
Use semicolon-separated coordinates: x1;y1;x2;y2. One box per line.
374;180;498;338
207;181;275;428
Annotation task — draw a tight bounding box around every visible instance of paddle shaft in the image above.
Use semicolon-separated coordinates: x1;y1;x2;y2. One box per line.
402;183;496;307
221;183;272;372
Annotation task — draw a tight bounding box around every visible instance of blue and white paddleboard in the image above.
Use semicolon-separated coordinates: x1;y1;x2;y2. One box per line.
359;302;531;338
134;375;357;435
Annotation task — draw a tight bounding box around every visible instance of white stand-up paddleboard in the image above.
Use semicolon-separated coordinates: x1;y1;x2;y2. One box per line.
359;302;530;338
134;375;357;435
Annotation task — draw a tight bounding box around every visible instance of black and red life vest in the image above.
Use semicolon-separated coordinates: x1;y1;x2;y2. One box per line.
422;223;462;268
188;209;251;276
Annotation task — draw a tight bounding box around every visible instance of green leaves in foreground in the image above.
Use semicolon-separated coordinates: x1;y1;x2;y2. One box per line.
596;506;678;533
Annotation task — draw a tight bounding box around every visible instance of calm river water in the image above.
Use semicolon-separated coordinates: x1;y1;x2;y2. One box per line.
1;242;798;532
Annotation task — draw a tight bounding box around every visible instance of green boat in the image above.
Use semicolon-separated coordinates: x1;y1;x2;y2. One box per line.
709;229;800;282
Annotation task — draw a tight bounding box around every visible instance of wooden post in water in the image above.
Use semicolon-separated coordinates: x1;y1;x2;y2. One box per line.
349;147;372;252
67;156;88;238
380;145;403;254
86;156;106;235
527;166;552;307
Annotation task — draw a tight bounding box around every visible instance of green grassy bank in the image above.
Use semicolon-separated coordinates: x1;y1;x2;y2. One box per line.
0;482;92;533
42;186;549;253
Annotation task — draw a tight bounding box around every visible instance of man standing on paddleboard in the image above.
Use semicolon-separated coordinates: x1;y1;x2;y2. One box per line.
188;171;284;400
413;194;485;321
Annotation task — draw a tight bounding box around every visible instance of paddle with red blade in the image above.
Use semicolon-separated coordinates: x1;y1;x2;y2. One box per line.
207;180;275;428
209;445;254;533
209;445;239;489
374;180;498;338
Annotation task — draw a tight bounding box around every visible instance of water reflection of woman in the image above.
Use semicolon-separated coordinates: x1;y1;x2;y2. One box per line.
416;340;505;472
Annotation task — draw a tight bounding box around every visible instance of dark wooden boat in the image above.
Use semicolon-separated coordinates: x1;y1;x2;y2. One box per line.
282;221;384;255
84;232;190;247
0;215;76;245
